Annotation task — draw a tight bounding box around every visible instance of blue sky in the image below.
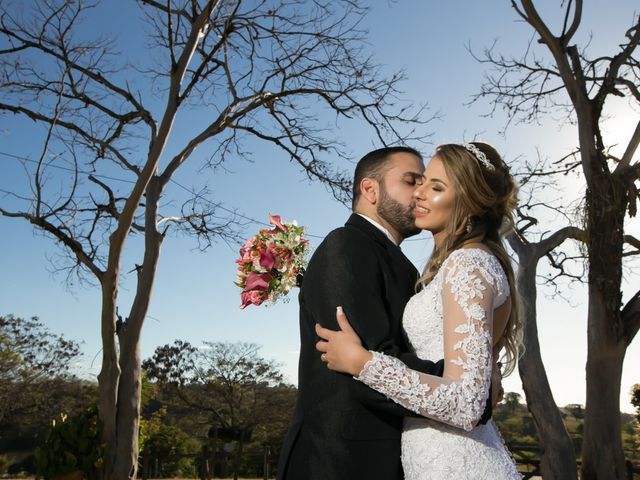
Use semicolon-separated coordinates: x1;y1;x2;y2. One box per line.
1;1;639;412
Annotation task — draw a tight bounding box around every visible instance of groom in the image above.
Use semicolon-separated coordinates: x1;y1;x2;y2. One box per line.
277;147;492;480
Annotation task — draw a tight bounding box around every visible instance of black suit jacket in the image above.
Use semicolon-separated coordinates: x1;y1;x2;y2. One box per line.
277;214;446;480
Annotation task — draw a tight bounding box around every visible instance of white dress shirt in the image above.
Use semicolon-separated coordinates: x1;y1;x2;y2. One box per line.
357;213;398;246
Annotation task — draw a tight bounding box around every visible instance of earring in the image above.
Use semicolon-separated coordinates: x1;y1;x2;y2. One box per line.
465;218;473;234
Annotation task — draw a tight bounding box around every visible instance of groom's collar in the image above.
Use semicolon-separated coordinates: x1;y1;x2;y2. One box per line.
345;213;400;249
356;214;398;246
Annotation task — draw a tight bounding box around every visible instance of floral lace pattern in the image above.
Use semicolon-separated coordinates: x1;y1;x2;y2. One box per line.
357;248;521;479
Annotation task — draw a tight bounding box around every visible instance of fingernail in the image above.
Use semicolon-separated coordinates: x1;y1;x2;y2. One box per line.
337;306;343;314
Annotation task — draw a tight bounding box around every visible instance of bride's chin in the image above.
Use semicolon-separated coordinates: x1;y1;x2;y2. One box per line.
415;220;431;231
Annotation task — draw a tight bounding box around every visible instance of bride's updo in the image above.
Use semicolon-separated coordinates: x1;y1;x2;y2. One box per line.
418;142;522;375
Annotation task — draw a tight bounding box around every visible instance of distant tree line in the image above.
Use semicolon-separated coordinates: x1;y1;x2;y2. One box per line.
0;314;97;474
1;314;638;478
0;315;296;478
492;392;640;474
140;340;296;479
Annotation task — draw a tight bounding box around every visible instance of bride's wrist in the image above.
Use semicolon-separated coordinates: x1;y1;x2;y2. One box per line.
352;349;374;376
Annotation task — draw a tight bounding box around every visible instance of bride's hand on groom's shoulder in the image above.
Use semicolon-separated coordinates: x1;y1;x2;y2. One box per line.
315;307;373;376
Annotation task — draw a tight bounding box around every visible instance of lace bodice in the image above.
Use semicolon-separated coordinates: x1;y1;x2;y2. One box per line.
356;248;509;431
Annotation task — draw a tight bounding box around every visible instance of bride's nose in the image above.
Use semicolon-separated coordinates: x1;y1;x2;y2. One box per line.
413;184;425;200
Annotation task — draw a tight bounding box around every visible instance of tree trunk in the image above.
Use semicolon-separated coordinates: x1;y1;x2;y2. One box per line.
112;336;143;480
100;178;165;480
97;273;121;480
516;249;578;480
234;438;242;480
580;172;629;480
581;314;626;480
92;9;191;471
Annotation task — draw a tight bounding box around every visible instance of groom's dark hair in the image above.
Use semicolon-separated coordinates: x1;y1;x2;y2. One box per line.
352;146;423;210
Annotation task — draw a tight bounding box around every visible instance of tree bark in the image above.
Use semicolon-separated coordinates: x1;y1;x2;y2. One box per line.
510;235;578;480
107;177;165;479
581;313;626;480
581;172;629;480
97;272;121;479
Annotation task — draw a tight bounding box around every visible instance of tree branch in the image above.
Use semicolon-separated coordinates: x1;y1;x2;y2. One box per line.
0;101;140;174
515;1;585;111
138;0;194;22
593;17;640;115
0;6;156;136
87;175;145;233
626;235;640;250
0;207;103;279
561;0;582;45
533;226;586;260
507;230;527;258
623;234;640;256
622;288;640;346
614;118;640;177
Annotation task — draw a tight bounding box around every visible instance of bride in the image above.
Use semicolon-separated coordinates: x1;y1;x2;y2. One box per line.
316;142;523;479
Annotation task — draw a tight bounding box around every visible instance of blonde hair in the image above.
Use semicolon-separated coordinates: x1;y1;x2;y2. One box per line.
418;142;522;376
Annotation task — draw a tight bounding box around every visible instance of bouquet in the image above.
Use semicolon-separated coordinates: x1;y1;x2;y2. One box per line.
235;214;309;309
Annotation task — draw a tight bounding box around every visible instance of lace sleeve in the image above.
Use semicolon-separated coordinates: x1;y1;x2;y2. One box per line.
355;249;502;431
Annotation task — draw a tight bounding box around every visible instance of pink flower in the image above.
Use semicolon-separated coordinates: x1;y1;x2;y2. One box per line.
269;214;285;231
235;214;308;309
259;249;276;270
239;238;254;259
240;238;253;259
244;272;272;291
240;290;265;309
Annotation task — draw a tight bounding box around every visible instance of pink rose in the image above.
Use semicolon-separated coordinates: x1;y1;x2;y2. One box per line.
240;290;265;309
259;249;276;270
244;272;272;291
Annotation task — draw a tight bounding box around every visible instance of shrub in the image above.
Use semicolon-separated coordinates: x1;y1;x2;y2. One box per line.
35;405;105;480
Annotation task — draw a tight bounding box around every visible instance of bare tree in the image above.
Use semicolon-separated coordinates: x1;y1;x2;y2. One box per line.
508;221;584;480
0;1;430;478
143;341;287;430
493;153;587;480
143;341;292;480
474;1;640;478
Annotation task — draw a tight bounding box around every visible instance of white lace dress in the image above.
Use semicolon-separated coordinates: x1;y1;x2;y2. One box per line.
356;248;521;479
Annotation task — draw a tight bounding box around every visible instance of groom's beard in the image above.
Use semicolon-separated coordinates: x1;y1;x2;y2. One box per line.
377;186;420;241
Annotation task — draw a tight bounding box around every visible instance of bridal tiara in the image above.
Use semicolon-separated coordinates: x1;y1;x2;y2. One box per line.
462;143;495;171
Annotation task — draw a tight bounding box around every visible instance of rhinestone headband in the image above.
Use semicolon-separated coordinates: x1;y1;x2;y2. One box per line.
463;143;495;171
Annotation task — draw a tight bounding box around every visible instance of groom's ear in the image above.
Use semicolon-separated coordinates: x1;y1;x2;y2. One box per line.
360;177;379;205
